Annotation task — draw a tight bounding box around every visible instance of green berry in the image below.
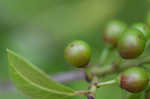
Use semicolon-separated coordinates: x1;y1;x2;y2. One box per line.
103;21;127;46
132;23;150;40
64;40;91;68
120;67;149;93
118;28;146;59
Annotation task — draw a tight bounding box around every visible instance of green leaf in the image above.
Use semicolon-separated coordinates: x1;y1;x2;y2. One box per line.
7;49;75;99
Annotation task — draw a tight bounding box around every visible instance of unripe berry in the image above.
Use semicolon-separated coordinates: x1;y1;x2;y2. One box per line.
103;21;127;46
120;67;149;93
132;23;150;40
118;28;146;59
64;40;91;68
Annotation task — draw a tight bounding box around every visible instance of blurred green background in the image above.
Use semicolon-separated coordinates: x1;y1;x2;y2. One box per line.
0;0;150;98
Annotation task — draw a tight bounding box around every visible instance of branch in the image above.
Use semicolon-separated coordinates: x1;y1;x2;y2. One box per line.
92;56;150;77
51;70;85;83
120;56;150;70
87;76;98;99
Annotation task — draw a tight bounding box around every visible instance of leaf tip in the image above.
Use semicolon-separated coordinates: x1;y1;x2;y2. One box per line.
6;49;17;56
6;48;12;54
6;48;10;52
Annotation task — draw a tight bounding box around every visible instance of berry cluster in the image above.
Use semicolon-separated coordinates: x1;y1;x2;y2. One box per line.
64;21;150;95
104;21;150;59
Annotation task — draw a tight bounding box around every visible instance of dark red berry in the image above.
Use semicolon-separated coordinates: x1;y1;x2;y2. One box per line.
120;67;149;93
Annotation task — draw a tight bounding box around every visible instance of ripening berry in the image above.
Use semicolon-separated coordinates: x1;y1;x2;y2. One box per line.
120;67;149;93
64;40;91;68
132;23;150;40
103;21;127;46
118;28;146;59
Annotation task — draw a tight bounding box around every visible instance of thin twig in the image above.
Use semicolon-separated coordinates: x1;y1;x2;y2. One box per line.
87;76;98;99
92;56;150;77
74;91;89;96
52;70;85;83
96;79;117;87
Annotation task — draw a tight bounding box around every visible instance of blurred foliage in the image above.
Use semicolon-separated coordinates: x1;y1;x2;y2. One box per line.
0;0;150;98
0;92;26;99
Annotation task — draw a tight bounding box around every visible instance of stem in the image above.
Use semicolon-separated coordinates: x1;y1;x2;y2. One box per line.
87;76;98;99
120;56;150;70
74;91;89;96
99;45;114;65
92;66;114;77
92;58;122;77
75;79;118;98
85;66;93;82
52;70;85;83
97;79;117;88
92;56;150;77
74;76;98;98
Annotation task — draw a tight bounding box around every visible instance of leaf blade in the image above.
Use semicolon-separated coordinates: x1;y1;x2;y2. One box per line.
7;49;75;99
